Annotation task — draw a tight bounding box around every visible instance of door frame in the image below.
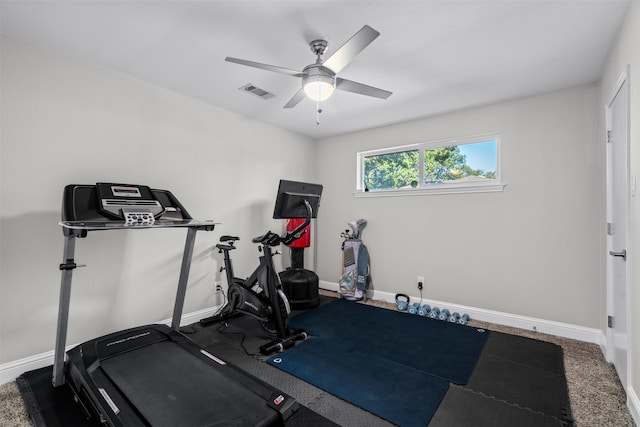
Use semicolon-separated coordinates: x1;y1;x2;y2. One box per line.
605;65;631;391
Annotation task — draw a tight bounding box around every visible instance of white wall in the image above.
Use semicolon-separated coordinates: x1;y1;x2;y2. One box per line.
599;0;640;421
0;36;316;364
315;84;604;329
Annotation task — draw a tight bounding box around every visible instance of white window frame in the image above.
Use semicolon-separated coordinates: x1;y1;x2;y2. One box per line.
355;134;505;197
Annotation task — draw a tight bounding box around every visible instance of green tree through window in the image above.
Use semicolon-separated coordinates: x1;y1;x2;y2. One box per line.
363;150;419;190
424;145;495;183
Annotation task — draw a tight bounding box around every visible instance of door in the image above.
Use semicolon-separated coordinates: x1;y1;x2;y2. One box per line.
606;66;630;391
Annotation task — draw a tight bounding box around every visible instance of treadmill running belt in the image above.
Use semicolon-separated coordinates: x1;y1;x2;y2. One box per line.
101;341;277;426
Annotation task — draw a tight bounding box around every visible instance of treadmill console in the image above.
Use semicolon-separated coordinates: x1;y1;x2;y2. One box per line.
96;183;164;225
62;183;192;225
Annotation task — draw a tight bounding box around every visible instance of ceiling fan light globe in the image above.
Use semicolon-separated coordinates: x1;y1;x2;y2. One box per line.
303;75;335;102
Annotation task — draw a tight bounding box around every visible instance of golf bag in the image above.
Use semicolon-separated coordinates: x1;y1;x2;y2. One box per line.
339;219;370;301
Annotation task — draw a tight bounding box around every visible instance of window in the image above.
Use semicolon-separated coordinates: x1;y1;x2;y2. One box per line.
357;135;504;196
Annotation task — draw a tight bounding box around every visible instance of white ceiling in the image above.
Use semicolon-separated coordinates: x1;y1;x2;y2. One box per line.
0;0;631;139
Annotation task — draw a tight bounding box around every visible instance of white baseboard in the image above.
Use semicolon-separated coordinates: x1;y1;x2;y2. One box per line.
319;280;604;345
0;306;220;385
629;386;640;426
0;348;67;387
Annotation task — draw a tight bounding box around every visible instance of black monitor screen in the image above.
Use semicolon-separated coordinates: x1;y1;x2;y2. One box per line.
273;180;323;219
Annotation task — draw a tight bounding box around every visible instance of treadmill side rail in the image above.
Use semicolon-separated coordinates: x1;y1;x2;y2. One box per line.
171;227;197;330
52;234;77;387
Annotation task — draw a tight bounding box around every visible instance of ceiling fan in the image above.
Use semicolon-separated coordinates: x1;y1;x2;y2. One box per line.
226;25;392;108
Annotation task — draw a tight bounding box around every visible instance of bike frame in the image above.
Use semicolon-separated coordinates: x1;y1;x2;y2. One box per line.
218;240;287;338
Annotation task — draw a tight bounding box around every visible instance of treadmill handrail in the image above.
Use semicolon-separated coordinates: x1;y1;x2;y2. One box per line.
60;219;218;232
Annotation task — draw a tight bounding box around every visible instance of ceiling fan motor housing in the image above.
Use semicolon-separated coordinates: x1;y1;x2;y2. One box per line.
302;64;336;101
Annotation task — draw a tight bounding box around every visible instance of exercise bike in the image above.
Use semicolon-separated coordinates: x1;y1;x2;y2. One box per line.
201;187;320;354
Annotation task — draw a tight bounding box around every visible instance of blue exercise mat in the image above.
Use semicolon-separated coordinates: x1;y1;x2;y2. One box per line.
269;338;449;427
290;299;488;383
267;299;489;426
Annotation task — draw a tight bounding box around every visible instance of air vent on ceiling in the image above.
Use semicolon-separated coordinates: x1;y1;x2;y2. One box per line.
239;83;276;100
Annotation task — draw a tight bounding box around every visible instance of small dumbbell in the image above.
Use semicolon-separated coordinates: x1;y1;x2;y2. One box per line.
418;304;431;317
458;314;470;325
438;309;450;321
408;302;421;315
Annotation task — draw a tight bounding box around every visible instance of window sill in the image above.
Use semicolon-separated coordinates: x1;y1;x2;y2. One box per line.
353;183;506;198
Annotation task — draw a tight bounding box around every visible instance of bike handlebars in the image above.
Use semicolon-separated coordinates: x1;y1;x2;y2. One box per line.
251;200;313;247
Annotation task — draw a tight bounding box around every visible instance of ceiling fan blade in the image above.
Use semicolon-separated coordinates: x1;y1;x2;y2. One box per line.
336;77;392;99
283;88;306;108
225;57;304;77
322;25;380;74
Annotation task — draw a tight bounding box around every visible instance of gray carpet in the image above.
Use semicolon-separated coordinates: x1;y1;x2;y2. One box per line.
1;292;636;426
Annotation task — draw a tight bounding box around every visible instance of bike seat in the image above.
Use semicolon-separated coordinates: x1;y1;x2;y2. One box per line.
220;235;239;242
216;243;236;251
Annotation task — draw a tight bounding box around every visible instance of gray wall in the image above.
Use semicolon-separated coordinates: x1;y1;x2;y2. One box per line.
0;36;316;363
599;0;640;416
315;84;604;328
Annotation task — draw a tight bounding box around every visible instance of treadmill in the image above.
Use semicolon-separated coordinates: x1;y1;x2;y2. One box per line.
52;183;298;426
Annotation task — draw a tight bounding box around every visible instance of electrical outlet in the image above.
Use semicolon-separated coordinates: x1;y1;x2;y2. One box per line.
417;276;424;290
215;282;223;292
